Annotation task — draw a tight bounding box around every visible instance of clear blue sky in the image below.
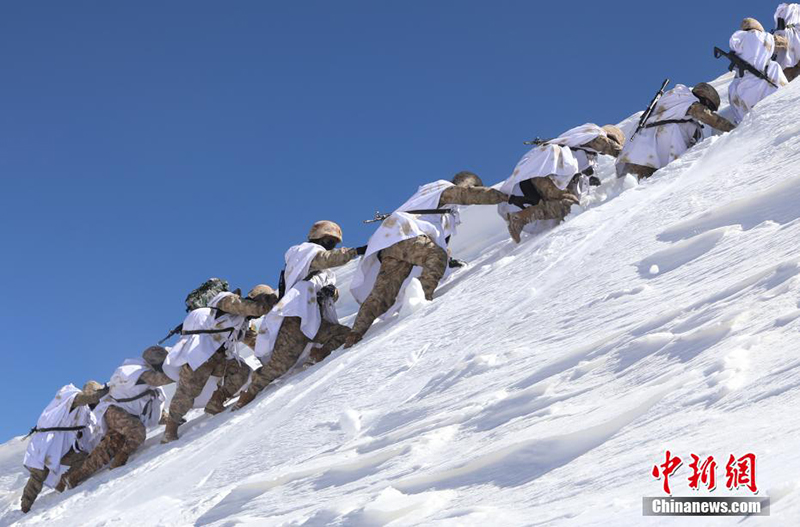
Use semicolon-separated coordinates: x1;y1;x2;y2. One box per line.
0;1;778;441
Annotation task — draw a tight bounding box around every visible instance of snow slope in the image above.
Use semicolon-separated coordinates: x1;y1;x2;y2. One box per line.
2;74;800;526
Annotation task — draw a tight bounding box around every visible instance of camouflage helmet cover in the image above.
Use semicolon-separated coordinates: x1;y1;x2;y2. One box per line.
741;18;764;32
82;380;104;395
142;345;168;368
601;125;626;149
451;171;484;188
692;82;721;112
308;221;343;243
247;284;276;300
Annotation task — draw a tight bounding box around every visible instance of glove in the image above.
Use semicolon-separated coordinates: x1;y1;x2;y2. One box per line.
449;258;467;269
508;195;533;209
589;176;601;186
582;166;595;176
561;192;580;205
355;245;368;255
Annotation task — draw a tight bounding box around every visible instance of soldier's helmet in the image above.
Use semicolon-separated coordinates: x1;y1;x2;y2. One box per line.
308;221;343;243
82;380;104;394
451;171;484;188
247;284;276;301
692;83;721;112
741;18;764;32
142;345;168;369
601;125;626;151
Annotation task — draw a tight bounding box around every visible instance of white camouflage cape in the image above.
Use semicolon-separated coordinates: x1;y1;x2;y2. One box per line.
350;180;459;305
728;30;788;124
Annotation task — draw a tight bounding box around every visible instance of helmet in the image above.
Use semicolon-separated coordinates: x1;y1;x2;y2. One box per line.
142;345;168;369
601;125;626;149
247;284;276;300
741;18;764;32
82;380;104;395
308;221;343;243
451;171;484;188
692;83;721;112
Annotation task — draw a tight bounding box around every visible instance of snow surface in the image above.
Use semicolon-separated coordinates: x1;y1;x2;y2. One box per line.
2;73;800;526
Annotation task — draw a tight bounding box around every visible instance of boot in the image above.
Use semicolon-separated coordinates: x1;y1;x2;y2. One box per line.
232;389;257;411
109;450;130;469
204;388;230;415
161;419;180;444
343;331;363;349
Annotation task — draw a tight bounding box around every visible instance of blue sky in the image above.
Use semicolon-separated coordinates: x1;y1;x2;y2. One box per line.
0;1;779;441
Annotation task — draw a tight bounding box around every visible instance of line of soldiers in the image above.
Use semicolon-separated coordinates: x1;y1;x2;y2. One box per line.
18;9;800;514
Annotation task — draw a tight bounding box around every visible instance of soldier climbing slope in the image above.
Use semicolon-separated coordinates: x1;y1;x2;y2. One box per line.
345;172;510;348
58;347;173;489
726;17;789;124
233;221;362;410
502;124;624;243
617;83;735;180
774;3;800;81
20;381;107;513
162;286;277;442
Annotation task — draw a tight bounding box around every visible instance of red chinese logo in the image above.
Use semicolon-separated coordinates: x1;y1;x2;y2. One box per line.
652;451;757;494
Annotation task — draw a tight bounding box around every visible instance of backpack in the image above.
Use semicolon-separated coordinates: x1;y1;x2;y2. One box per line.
184;278;229;312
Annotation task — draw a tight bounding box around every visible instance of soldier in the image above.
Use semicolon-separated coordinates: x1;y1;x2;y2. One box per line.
727;18;789;124
161;286;277;442
58;346;173;489
233;221;363;409
20;381;107;513
616;83;735;180
345;172;511;348
774;3;800;81
503;124;625;243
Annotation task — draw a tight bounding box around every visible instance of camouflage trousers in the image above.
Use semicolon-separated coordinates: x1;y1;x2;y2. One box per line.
785;63;800;83
351;235;448;337
168;349;250;423
248;316;349;394
617;162;657;181
21;449;87;512
63;406;142;488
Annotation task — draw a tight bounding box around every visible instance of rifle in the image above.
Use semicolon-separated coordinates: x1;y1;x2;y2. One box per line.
630;78;670;142
158;323;183;345
523;137;553;146
714;47;777;88
363;209;454;224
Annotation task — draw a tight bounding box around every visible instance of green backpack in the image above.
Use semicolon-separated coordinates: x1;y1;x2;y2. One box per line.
184;278;229;312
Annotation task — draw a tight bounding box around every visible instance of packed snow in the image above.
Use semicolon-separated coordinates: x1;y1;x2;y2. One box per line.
1;73;799;526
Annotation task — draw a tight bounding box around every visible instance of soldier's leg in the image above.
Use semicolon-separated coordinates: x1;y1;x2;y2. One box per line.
167;359;217;424
235;317;310;409
349;253;413;341
309;320;350;363
61;432;125;489
619;162;656;181
20;467;48;513
104;406;146;469
400;236;448;300
205;354;250;415
784;63;800;82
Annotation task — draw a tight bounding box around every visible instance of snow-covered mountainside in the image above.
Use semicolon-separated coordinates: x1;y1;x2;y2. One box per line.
2;74;800;526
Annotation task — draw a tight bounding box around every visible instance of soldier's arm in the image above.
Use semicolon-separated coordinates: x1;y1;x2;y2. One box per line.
242;328;257;350
215;294;271;318
70;387;109;410
309;247;358;271
438;186;509;206
687;103;736;133
138;370;175;387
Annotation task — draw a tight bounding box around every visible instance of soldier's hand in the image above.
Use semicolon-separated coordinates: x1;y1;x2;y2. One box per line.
355;245;368;255
589;176;601;186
